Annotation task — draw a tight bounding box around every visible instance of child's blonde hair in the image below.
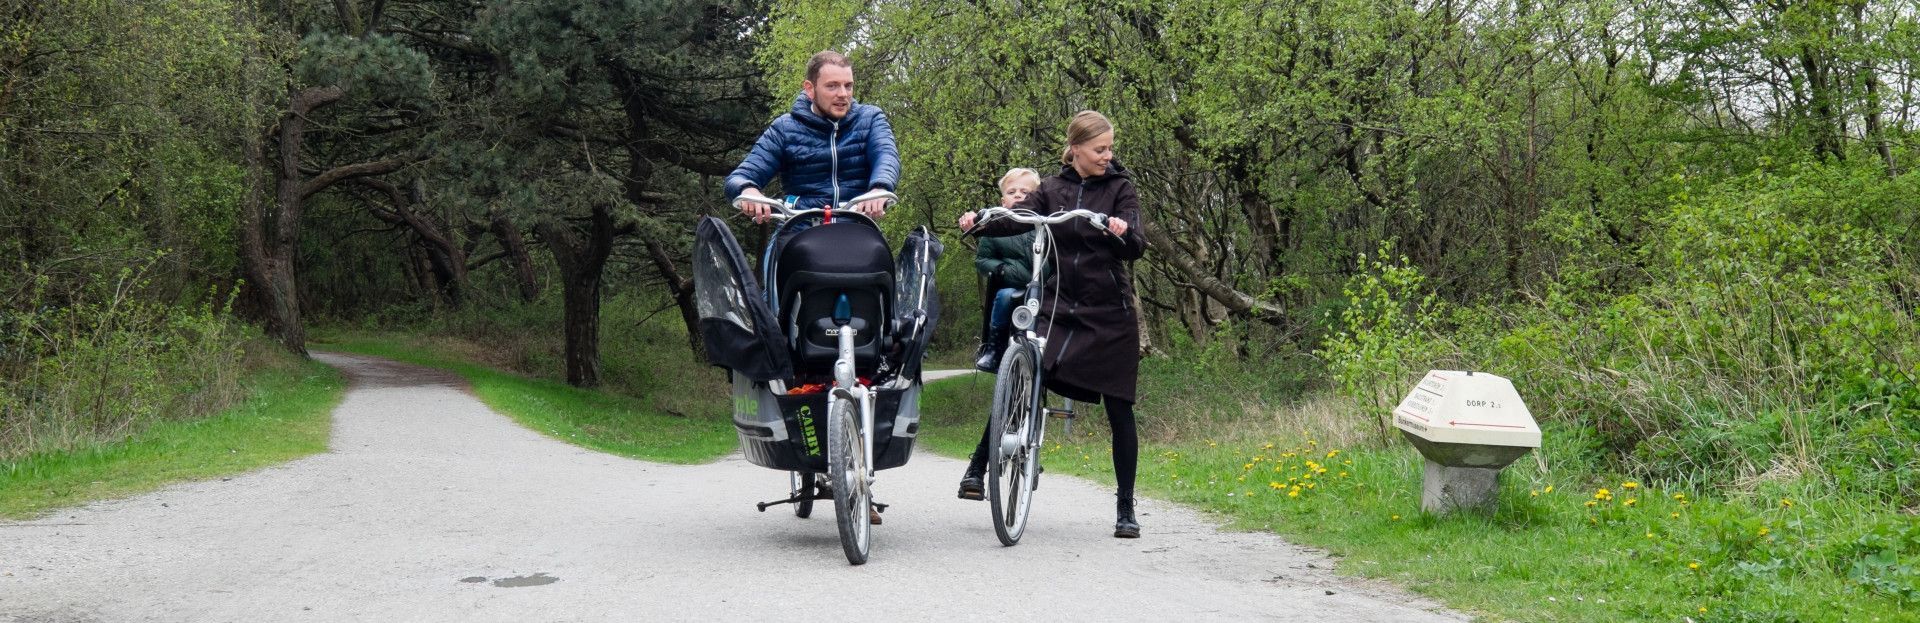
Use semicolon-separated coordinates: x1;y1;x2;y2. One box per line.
998;167;1041;192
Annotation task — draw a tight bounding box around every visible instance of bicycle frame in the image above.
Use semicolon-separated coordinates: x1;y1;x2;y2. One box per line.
830;321;876;487
976;206;1111;413
735;189;899;492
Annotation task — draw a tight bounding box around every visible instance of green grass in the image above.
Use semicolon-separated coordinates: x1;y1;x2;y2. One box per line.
918;376;1920;623
314;334;738;464
0;358;346;520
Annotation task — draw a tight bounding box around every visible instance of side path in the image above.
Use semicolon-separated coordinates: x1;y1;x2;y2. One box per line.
0;353;1467;622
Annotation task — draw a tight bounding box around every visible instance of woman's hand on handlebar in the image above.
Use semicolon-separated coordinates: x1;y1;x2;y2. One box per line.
1107;217;1129;237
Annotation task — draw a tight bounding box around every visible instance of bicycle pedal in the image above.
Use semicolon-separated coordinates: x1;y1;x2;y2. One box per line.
1045;408;1075;418
873;502;889;512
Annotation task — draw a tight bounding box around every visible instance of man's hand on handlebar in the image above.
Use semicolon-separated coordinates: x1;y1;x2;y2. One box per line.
737;187;775;223
957;210;978;232
853;195;888;218
1107;217;1129;237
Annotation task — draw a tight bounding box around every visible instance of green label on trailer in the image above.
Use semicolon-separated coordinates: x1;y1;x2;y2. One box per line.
798;405;821;456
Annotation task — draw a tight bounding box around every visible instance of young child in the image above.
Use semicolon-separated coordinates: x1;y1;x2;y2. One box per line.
971;168;1042;372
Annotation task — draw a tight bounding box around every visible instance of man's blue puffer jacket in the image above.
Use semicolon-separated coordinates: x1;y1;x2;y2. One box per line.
724;93;901;210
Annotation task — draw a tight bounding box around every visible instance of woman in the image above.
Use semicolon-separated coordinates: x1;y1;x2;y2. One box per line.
958;110;1146;538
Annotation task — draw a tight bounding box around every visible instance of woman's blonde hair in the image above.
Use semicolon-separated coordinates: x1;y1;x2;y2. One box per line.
998;167;1041;192
1060;110;1114;165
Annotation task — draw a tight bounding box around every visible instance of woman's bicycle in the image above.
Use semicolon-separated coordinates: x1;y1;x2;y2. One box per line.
966;206;1110;546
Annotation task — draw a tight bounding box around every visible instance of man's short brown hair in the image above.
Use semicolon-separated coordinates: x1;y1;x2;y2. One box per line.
805;50;852;83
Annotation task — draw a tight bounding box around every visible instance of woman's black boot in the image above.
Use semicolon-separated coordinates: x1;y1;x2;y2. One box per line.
1114;495;1140;538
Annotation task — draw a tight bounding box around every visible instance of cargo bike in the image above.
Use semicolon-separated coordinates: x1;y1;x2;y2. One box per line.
692;189;941;565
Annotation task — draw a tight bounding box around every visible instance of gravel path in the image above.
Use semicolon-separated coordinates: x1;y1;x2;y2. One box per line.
0;353;1467;622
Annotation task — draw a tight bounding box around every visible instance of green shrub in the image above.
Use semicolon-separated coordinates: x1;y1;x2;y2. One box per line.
1315;164;1920;502
1;264;250;461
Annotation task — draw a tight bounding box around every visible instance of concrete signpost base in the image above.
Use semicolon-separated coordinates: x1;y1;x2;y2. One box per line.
1392;370;1540;516
1421;460;1500;514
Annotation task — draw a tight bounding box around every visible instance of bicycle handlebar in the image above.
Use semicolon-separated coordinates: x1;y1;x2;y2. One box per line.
731;189;899;222
966;207;1112;236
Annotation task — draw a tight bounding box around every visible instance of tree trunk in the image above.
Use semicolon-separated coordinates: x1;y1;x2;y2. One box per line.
355;177;467;307
605;57;703;355
241;85;343;356
560;268;603;388
641;231;702;353
489;207;541;302
536;203;615;387
1143;224;1288;324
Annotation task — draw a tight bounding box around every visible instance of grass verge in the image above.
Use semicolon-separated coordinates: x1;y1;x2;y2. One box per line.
0;357;345;520
918;375;1920;623
313;333;737;464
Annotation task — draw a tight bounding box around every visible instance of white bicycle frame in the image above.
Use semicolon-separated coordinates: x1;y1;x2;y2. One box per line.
971;206;1113;442
733;189;898;487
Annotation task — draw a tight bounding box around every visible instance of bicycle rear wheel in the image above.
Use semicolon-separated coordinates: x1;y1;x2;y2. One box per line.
987;341;1043;546
828;395;871;564
791;471;815;518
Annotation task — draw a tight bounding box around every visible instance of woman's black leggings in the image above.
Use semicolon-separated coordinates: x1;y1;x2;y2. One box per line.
967;394;1138;500
1106;396;1138;499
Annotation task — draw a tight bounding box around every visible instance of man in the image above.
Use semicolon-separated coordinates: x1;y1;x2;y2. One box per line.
727;50;899;219
727;51;898;527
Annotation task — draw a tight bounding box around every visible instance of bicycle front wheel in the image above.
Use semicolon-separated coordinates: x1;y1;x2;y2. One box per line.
828;396;871;565
987;341;1043;546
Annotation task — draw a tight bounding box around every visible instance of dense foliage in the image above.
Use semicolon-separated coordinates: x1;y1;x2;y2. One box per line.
3;0;1917;534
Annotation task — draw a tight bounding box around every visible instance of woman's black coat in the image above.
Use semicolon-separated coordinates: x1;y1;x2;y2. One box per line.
973;161;1146;403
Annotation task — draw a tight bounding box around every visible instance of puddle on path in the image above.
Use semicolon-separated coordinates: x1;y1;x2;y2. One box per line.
491;573;559;588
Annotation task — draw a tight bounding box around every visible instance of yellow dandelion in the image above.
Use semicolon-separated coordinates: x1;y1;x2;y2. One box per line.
1594;489;1612;500
1670;512;1680;519
1780;498;1794;508
1622;481;1639;490
1688;562;1700;570
1758;526;1770;537
1584;500;1598;507
1531;490;1540;497
1339;471;1349;478
1646;532;1655;539
1672;493;1686;501
1624;498;1638;507
1243;463;1255;471
1543;485;1554;494
1288;488;1301;498
1326;450;1340;458
1269;481;1283;490
1698;607;1707;614
1390;514;1401;521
